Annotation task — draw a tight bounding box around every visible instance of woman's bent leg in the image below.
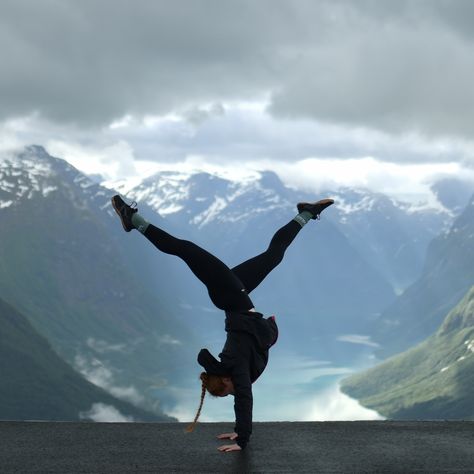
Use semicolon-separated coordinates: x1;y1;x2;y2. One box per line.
144;224;253;311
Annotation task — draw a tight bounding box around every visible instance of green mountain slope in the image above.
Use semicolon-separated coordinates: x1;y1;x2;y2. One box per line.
341;286;474;419
374;194;474;356
0;297;173;421
0;146;196;416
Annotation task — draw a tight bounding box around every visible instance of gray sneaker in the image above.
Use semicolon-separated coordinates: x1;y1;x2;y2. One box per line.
111;195;138;232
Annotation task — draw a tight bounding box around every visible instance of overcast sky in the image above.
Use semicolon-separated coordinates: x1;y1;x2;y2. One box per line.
1;0;474;201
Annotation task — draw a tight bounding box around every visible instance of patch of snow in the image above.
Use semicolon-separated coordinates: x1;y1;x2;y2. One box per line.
0;181;15;190
42;185;57;196
227;181;255;202
80;180;94;189
0;151;62;202
334;195;376;215
103;176;144;194
191;196;228;227
0;200;13;208
440;366;450;372
404;199;451;215
159;203;184;215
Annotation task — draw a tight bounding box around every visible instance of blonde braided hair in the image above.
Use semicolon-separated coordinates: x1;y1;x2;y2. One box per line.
185;373;207;433
185;372;227;433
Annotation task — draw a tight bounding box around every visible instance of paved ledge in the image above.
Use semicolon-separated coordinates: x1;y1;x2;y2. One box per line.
0;421;473;473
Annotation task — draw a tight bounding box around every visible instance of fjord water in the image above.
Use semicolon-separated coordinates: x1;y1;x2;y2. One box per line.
154;317;384;422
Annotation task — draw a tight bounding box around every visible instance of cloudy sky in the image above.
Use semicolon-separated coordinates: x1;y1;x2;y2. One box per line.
1;0;474;201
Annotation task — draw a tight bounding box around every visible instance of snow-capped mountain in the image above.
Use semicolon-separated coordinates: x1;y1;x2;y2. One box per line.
328;187;453;293
0;145;108;208
109;170;291;228
108;168;454;294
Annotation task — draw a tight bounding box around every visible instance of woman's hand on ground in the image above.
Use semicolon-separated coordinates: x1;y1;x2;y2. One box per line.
218;443;242;452
217;432;238;440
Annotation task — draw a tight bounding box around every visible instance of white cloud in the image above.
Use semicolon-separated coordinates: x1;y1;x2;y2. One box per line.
251;376;383;421
86;337;129;354
2;1;474;140
254;157;473;204
108;386;144;404
336;334;380;349
79;403;134;422
157;334;182;346
305;384;384;421
1;98;473;209
113;152;473;207
74;354;144;405
46;139;137;180
1;0;474;212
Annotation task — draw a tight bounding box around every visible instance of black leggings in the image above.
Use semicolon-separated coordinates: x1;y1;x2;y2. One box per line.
144;220;303;311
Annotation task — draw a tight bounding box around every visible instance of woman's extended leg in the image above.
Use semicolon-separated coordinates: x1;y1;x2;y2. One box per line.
111;195;253;312
143;224;254;311
231;199;334;294
231;220;302;294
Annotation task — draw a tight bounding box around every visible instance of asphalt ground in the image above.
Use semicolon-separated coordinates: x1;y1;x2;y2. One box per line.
0;420;473;473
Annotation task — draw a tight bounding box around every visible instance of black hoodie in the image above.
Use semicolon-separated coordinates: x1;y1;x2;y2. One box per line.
197;310;278;449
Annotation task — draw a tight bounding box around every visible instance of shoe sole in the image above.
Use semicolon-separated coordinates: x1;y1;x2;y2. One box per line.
111;196;132;232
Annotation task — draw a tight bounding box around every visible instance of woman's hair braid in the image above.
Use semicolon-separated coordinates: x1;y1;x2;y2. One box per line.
185;373;208;433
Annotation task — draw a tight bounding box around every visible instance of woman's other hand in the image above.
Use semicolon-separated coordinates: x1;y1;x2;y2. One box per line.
217;443;242;452
217;432;237;440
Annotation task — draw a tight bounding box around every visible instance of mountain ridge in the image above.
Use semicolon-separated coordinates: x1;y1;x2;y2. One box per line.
107;165;453;294
0;296;170;421
0;145;197;417
374;192;474;356
341;286;474;419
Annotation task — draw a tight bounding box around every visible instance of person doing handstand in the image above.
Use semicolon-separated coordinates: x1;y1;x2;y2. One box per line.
111;195;334;452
